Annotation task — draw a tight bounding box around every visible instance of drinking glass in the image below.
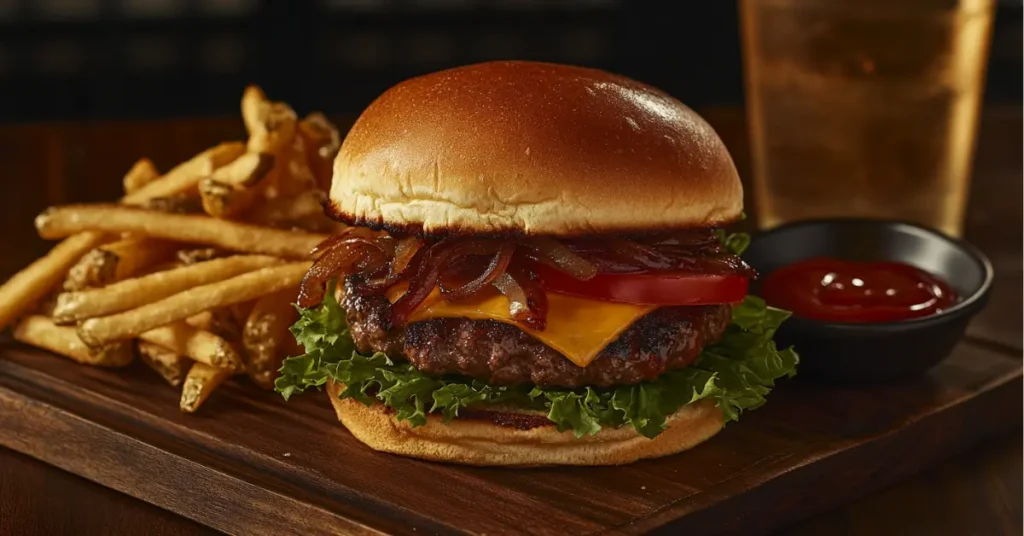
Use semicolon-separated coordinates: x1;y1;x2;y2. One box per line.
739;0;995;237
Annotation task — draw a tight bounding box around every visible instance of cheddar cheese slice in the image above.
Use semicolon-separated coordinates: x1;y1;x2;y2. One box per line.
387;286;654;368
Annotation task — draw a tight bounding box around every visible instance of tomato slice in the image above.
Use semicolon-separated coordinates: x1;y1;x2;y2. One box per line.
533;265;749;305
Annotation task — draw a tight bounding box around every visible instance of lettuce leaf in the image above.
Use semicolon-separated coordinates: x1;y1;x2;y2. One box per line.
714;229;751;256
275;281;799;439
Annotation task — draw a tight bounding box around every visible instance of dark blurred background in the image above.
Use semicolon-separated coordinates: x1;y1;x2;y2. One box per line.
0;0;1019;123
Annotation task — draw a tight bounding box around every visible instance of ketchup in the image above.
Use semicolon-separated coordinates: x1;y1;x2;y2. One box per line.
761;257;958;323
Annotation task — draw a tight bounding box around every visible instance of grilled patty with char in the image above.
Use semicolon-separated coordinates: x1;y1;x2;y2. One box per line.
341;281;731;388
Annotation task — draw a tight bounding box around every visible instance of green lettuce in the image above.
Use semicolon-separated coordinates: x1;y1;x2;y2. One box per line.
275;279;799;439
715;230;751;256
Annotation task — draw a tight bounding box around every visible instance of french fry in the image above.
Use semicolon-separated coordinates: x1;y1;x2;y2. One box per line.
138;340;188;387
9;85;338;415
241;85;268;135
36;204;327;259
249;189;325;224
139;322;243;372
297;112;341;190
0;231;110;330
0;137;233;330
186;308;241;341
213;151;276;187
53;255;283;324
246;189;339;232
180;362;233;413
142;194;204;214
122;158;160;194
175;247;229;266
121;141;245;205
13;315;133;367
77;262;311;345
241;86;297;156
62;237;179;291
199;152;276;218
267;134;318;199
242;290;298;389
34;290;60;317
185;311;215;330
241;86;311;203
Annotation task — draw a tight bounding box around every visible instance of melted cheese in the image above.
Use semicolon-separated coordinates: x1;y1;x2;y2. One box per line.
386;285;654;368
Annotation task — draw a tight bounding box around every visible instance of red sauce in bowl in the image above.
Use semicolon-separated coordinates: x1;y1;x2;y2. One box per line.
761;257;959;323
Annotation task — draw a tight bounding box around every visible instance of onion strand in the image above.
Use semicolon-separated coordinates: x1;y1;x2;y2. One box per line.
301;228;751;330
439;242;515;301
519;237;597;281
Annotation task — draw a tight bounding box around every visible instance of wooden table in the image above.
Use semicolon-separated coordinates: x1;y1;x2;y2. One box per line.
0;107;1019;535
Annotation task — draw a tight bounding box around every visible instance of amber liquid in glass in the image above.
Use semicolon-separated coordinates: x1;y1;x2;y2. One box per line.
740;0;994;236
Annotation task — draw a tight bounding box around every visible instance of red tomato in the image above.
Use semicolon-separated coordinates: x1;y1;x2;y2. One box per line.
533;265;749;305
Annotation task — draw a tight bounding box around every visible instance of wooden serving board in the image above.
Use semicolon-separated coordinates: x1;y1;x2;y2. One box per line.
0;338;1019;536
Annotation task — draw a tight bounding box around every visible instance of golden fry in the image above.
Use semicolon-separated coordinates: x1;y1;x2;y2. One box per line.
10;86;335;414
121;141;245;205
241;86;297;156
213;151;277;187
175;247;229;266
138;340;188;387
242;289;298;389
77;262;311;345
0;231;109;331
142;194;204;214
297;112;341;190
122;158;160;194
36;204;327;259
53;255;283;324
139;322;243;372
180;362;233;414
241;85;269;134
267;133;318;199
185;308;241;341
62;237;178;291
199;152;276;219
13;315;133;367
248;189;325;224
0;137;227;331
246;189;339;232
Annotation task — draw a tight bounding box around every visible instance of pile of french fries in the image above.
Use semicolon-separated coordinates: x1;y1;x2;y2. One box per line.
0;86;344;413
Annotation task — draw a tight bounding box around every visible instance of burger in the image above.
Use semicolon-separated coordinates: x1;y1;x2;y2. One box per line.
275;61;798;466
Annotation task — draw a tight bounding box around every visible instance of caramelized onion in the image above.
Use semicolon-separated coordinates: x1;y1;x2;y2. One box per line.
604;238;678;270
493;268;547;330
636;230;720;249
493;273;530;327
390;239;500;326
439;242;515;301
349;237;426;296
310;226;380;257
298;237;386;307
565;234;751;275
301;227;752;330
391;237;424;276
519;237;597;281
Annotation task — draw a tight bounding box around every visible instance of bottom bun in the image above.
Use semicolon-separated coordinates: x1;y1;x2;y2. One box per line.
326;381;724;466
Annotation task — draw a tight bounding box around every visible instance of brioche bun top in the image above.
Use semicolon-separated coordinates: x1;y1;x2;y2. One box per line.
327;61;742;237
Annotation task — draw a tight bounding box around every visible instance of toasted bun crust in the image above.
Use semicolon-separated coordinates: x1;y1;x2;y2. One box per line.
328;61;742;237
326;381;723;466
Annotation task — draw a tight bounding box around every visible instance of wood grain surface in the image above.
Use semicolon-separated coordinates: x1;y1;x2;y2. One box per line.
0;107;1020;535
0;340;1019;536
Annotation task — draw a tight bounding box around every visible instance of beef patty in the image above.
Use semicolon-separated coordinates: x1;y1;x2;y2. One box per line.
340;284;731;388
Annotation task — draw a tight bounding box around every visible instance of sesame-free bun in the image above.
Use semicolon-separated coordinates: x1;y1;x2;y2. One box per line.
327;61;742;237
326;381;723;466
